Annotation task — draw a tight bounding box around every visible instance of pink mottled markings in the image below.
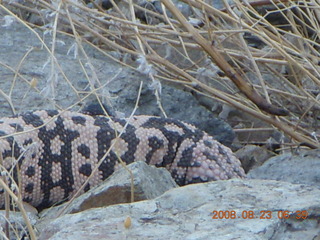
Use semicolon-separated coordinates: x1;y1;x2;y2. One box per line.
0;110;246;209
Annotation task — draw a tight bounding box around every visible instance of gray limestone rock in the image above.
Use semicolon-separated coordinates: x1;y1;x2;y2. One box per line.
40;161;177;217
37;179;320;240
248;150;320;188
0;12;234;147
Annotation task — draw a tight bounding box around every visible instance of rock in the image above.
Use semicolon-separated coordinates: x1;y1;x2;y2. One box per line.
0;209;38;240
0;14;234;147
235;145;275;172
193;118;235;147
40;161;177;216
248;150;320;188
37;179;320;240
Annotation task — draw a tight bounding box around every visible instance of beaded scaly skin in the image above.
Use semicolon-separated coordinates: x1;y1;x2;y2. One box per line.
0;110;245;209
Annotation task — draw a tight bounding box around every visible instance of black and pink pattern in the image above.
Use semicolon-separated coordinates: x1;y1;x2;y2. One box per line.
0;110;246;209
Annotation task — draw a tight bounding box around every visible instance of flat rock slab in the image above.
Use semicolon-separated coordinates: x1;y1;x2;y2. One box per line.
248;151;320;188
37;179;320;240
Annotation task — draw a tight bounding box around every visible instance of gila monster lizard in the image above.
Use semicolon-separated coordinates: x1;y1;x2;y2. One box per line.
0;110;246;210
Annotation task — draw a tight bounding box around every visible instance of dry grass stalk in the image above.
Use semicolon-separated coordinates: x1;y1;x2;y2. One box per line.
0;1;318;149
1;0;320;139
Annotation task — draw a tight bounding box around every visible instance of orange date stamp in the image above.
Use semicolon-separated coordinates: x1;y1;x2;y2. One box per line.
211;210;309;220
